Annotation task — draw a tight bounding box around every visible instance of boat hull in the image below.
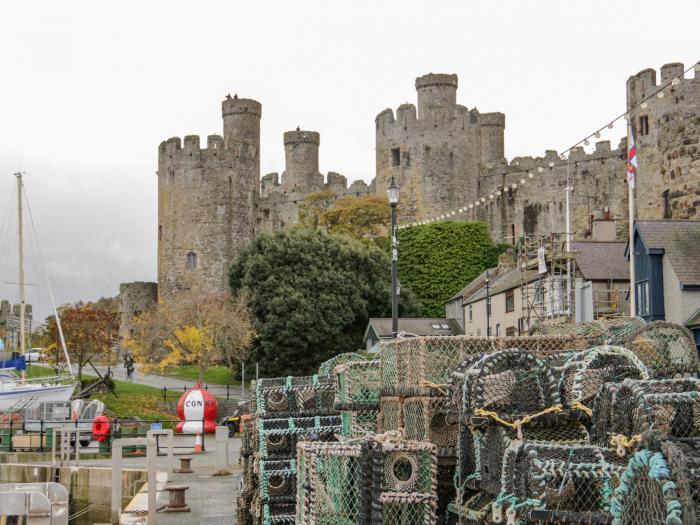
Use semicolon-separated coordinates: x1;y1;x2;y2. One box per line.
0;384;75;411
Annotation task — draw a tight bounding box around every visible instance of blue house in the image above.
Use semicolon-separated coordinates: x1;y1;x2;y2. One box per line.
627;220;700;347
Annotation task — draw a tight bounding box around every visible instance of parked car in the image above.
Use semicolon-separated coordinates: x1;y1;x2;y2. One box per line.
24;348;44;362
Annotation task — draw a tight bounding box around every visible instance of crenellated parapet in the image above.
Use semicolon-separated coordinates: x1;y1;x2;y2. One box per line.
626;62;700;219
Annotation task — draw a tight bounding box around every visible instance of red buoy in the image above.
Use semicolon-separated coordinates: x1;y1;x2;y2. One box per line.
176;385;218;434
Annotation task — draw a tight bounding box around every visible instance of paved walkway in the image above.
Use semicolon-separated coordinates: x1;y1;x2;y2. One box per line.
122;435;242;525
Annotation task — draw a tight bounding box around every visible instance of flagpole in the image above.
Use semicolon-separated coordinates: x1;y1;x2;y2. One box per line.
627;123;636;317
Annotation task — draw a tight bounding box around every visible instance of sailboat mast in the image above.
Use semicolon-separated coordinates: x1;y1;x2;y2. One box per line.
15;172;26;355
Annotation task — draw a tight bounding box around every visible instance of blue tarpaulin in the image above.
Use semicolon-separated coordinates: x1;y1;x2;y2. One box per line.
0;356;26;370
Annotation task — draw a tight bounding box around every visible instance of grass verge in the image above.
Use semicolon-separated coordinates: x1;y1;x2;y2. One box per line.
152;364;240;386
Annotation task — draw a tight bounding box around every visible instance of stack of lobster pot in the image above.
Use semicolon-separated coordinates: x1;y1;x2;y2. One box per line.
447;349;591;524
334;359;382;437
242;374;341;525
296;435;439;524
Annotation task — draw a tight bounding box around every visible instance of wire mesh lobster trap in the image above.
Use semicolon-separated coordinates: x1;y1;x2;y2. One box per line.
296;437;438;525
255;375;338;418
257;415;342;459
379;396;404;433
496;442;627;524
335;359;382;408
623;321;700;378
529;317;646;346
590;378;700;453
380;335;584;396
318;352;368;379
610;436;700;525
371;439;439;525
461;418;591;495
403;396;459;453
558;345;649;414
296;440;371;525
460;350;561;424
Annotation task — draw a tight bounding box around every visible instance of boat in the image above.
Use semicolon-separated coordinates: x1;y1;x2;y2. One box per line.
0;172;77;413
0;368;74;411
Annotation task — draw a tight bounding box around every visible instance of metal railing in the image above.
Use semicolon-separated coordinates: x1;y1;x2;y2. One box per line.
160;383;247;402
0;417;211;454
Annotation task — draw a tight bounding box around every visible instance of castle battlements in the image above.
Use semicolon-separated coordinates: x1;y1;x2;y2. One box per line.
627;62;699;107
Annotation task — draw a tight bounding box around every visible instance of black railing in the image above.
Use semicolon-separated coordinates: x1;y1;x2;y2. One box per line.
160;384;247;402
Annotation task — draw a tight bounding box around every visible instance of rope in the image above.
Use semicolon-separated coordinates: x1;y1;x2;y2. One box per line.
571;401;593;417
610;433;642;455
418;380;449;395
473;404;563;430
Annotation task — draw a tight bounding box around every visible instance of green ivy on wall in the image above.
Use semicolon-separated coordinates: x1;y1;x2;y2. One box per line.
396;221;506;317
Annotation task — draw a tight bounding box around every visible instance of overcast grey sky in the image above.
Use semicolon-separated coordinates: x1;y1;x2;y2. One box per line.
0;0;697;322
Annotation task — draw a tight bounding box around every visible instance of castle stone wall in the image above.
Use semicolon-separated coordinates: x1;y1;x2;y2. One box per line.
627;63;700;220
476;141;629;243
118;282;157;345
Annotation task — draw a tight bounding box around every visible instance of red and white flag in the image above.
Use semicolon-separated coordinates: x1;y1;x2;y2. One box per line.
627;129;638;189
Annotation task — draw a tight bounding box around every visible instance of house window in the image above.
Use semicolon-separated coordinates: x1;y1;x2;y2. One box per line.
506;326;515;337
638;115;649;136
391;148;401;167
468;304;473;323
476;328;481;336
495;323;501;336
636;281;650;315
186;252;198;270
158;225;162;241
505;289;514;313
663;190;671;219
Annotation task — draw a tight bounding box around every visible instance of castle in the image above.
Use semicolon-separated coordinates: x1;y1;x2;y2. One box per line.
119;62;699;341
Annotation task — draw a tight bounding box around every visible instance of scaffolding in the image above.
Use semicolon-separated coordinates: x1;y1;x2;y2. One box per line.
519;233;575;329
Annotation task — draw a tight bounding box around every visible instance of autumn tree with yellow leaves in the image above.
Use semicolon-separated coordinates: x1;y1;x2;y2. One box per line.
127;289;254;384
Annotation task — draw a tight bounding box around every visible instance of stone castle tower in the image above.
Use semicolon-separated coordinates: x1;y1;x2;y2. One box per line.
157;96;261;302
375;73;505;221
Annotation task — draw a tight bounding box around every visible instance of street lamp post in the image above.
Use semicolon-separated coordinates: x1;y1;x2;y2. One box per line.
387;177;400;339
485;269;491;336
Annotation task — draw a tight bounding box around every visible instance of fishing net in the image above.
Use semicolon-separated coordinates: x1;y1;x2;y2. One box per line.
591;378;700;453
446;491;495;525
496;442;626;524
256;415;342;459
335;359;381;409
255;375;337;417
529;317;646;346
558;345;649;413
623;321;700;378
380;335;584;396
318;352;367;379
341;409;379;438
403;396;459;453
379;396;404;433
610;437;700;525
